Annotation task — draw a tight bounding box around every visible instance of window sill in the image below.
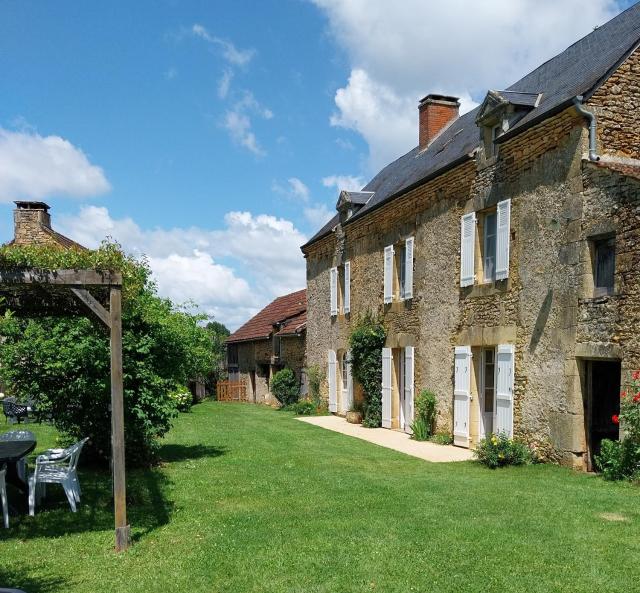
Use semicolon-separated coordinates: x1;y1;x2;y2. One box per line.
461;279;509;298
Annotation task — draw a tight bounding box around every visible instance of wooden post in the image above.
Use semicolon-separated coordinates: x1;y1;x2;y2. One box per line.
110;286;130;551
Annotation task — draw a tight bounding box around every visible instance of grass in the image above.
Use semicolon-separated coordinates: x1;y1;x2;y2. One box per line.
1;402;640;592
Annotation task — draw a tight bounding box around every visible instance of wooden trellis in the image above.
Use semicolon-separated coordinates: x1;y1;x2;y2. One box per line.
0;269;130;552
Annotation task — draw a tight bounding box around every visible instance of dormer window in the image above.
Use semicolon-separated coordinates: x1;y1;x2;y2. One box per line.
336;190;374;224
476;90;541;161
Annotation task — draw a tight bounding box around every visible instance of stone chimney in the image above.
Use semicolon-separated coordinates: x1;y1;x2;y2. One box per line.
418;94;460;149
13;201;52;245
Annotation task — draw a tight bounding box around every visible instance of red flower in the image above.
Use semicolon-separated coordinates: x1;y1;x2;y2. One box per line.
634;393;640;403
621;391;628;399
632;370;640;381
612;414;619;425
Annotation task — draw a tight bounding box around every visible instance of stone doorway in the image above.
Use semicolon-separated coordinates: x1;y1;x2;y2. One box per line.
583;360;621;471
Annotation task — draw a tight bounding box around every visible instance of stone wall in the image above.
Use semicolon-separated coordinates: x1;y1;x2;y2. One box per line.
13;208;55;246
589;47;640;160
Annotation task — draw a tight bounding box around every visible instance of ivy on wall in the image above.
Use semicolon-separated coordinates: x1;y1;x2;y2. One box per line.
349;313;386;427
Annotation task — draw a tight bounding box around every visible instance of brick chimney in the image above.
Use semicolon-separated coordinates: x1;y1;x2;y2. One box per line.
418;94;460;149
13;201;52;245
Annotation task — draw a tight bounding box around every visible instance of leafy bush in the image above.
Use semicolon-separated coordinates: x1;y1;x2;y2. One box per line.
410;417;429;441
283;400;317;416
430;432;453;445
270;368;299;406
306;365;323;408
474;432;532;468
595;370;640;481
412;389;437;440
0;242;219;467
349;314;386;427
169;387;193;412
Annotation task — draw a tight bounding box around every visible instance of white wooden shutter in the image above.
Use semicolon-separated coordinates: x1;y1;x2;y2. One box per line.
495;344;514;437
330;267;338;316
346;351;353;412
404;346;415;431
453;346;472;445
343;261;351;314
382;347;392;428
495;199;511;281
328;350;337;412
460;212;476;287
383;245;394;304
404;237;414;299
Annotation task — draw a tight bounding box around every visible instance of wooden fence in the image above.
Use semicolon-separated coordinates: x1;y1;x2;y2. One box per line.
216;380;249;402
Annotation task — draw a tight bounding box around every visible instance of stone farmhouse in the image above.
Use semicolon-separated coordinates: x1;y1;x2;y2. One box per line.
226;289;306;404
301;5;640;469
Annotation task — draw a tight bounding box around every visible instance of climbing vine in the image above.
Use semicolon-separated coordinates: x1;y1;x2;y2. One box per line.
348;313;386;427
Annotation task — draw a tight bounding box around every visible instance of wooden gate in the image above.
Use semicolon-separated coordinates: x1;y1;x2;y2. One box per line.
217;380;249;402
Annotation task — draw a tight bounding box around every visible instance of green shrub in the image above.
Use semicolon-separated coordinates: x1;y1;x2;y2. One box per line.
169;387;193;412
306;365;323;408
270;368;299;406
430;432;453;445
349;313;386;427
287;400;316;416
474;432;532;468
596;438;640;481
410;417;429;441
413;389;437;438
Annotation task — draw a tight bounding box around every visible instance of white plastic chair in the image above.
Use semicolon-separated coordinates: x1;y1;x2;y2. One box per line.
0;466;8;528
28;437;88;516
0;430;36;482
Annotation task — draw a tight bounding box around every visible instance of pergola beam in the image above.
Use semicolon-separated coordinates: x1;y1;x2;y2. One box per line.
70;288;111;329
0;269;122;287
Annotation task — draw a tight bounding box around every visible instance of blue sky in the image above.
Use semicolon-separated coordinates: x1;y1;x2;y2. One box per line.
0;0;635;328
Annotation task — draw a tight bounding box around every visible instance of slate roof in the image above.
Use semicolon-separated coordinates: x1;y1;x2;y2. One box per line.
302;3;640;249
226;289;306;343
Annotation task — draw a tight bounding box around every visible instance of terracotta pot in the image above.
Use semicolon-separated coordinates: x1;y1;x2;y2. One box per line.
346;410;363;424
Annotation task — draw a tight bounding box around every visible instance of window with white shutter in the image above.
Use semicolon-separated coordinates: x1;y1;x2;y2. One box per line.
495;199;511;281
328;350;337;412
453;346;472;445
460;213;476;287
403;237;414;299
382;347;392;428
383;246;394;304
495;344;514;437
330;267;338;316
344;261;351;313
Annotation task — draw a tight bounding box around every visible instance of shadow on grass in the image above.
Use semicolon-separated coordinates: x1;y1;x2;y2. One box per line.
159;443;227;463
0;465;174;543
0;564;68;593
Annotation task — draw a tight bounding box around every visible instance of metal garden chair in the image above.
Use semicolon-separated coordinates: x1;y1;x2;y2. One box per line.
0;466;8;528
28;437;89;516
2;399;29;424
0;430;36;482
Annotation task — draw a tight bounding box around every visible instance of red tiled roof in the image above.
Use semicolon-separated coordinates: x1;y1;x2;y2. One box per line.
226;289;306;343
275;309;307;337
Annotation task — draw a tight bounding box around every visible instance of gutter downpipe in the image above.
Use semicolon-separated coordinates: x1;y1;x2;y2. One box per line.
573;95;600;161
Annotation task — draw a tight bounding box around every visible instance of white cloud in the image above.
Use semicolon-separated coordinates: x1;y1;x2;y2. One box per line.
312;0;623;170
273;177;311;202
217;69;233;98
322;174;365;193
222;111;265;156
57;206;307;330
0;128;111;202
192;24;255;66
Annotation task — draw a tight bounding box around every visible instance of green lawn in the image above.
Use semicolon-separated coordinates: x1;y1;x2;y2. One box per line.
1;402;639;593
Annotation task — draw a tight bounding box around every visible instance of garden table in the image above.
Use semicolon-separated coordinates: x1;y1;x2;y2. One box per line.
0;439;35;492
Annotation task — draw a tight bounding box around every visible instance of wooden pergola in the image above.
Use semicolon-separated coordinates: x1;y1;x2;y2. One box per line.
0;268;130;551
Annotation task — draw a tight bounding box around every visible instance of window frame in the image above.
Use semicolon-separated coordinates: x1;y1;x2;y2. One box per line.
593;235;615;297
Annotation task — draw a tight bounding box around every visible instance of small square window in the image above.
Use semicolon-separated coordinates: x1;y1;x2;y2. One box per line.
594;236;615;296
